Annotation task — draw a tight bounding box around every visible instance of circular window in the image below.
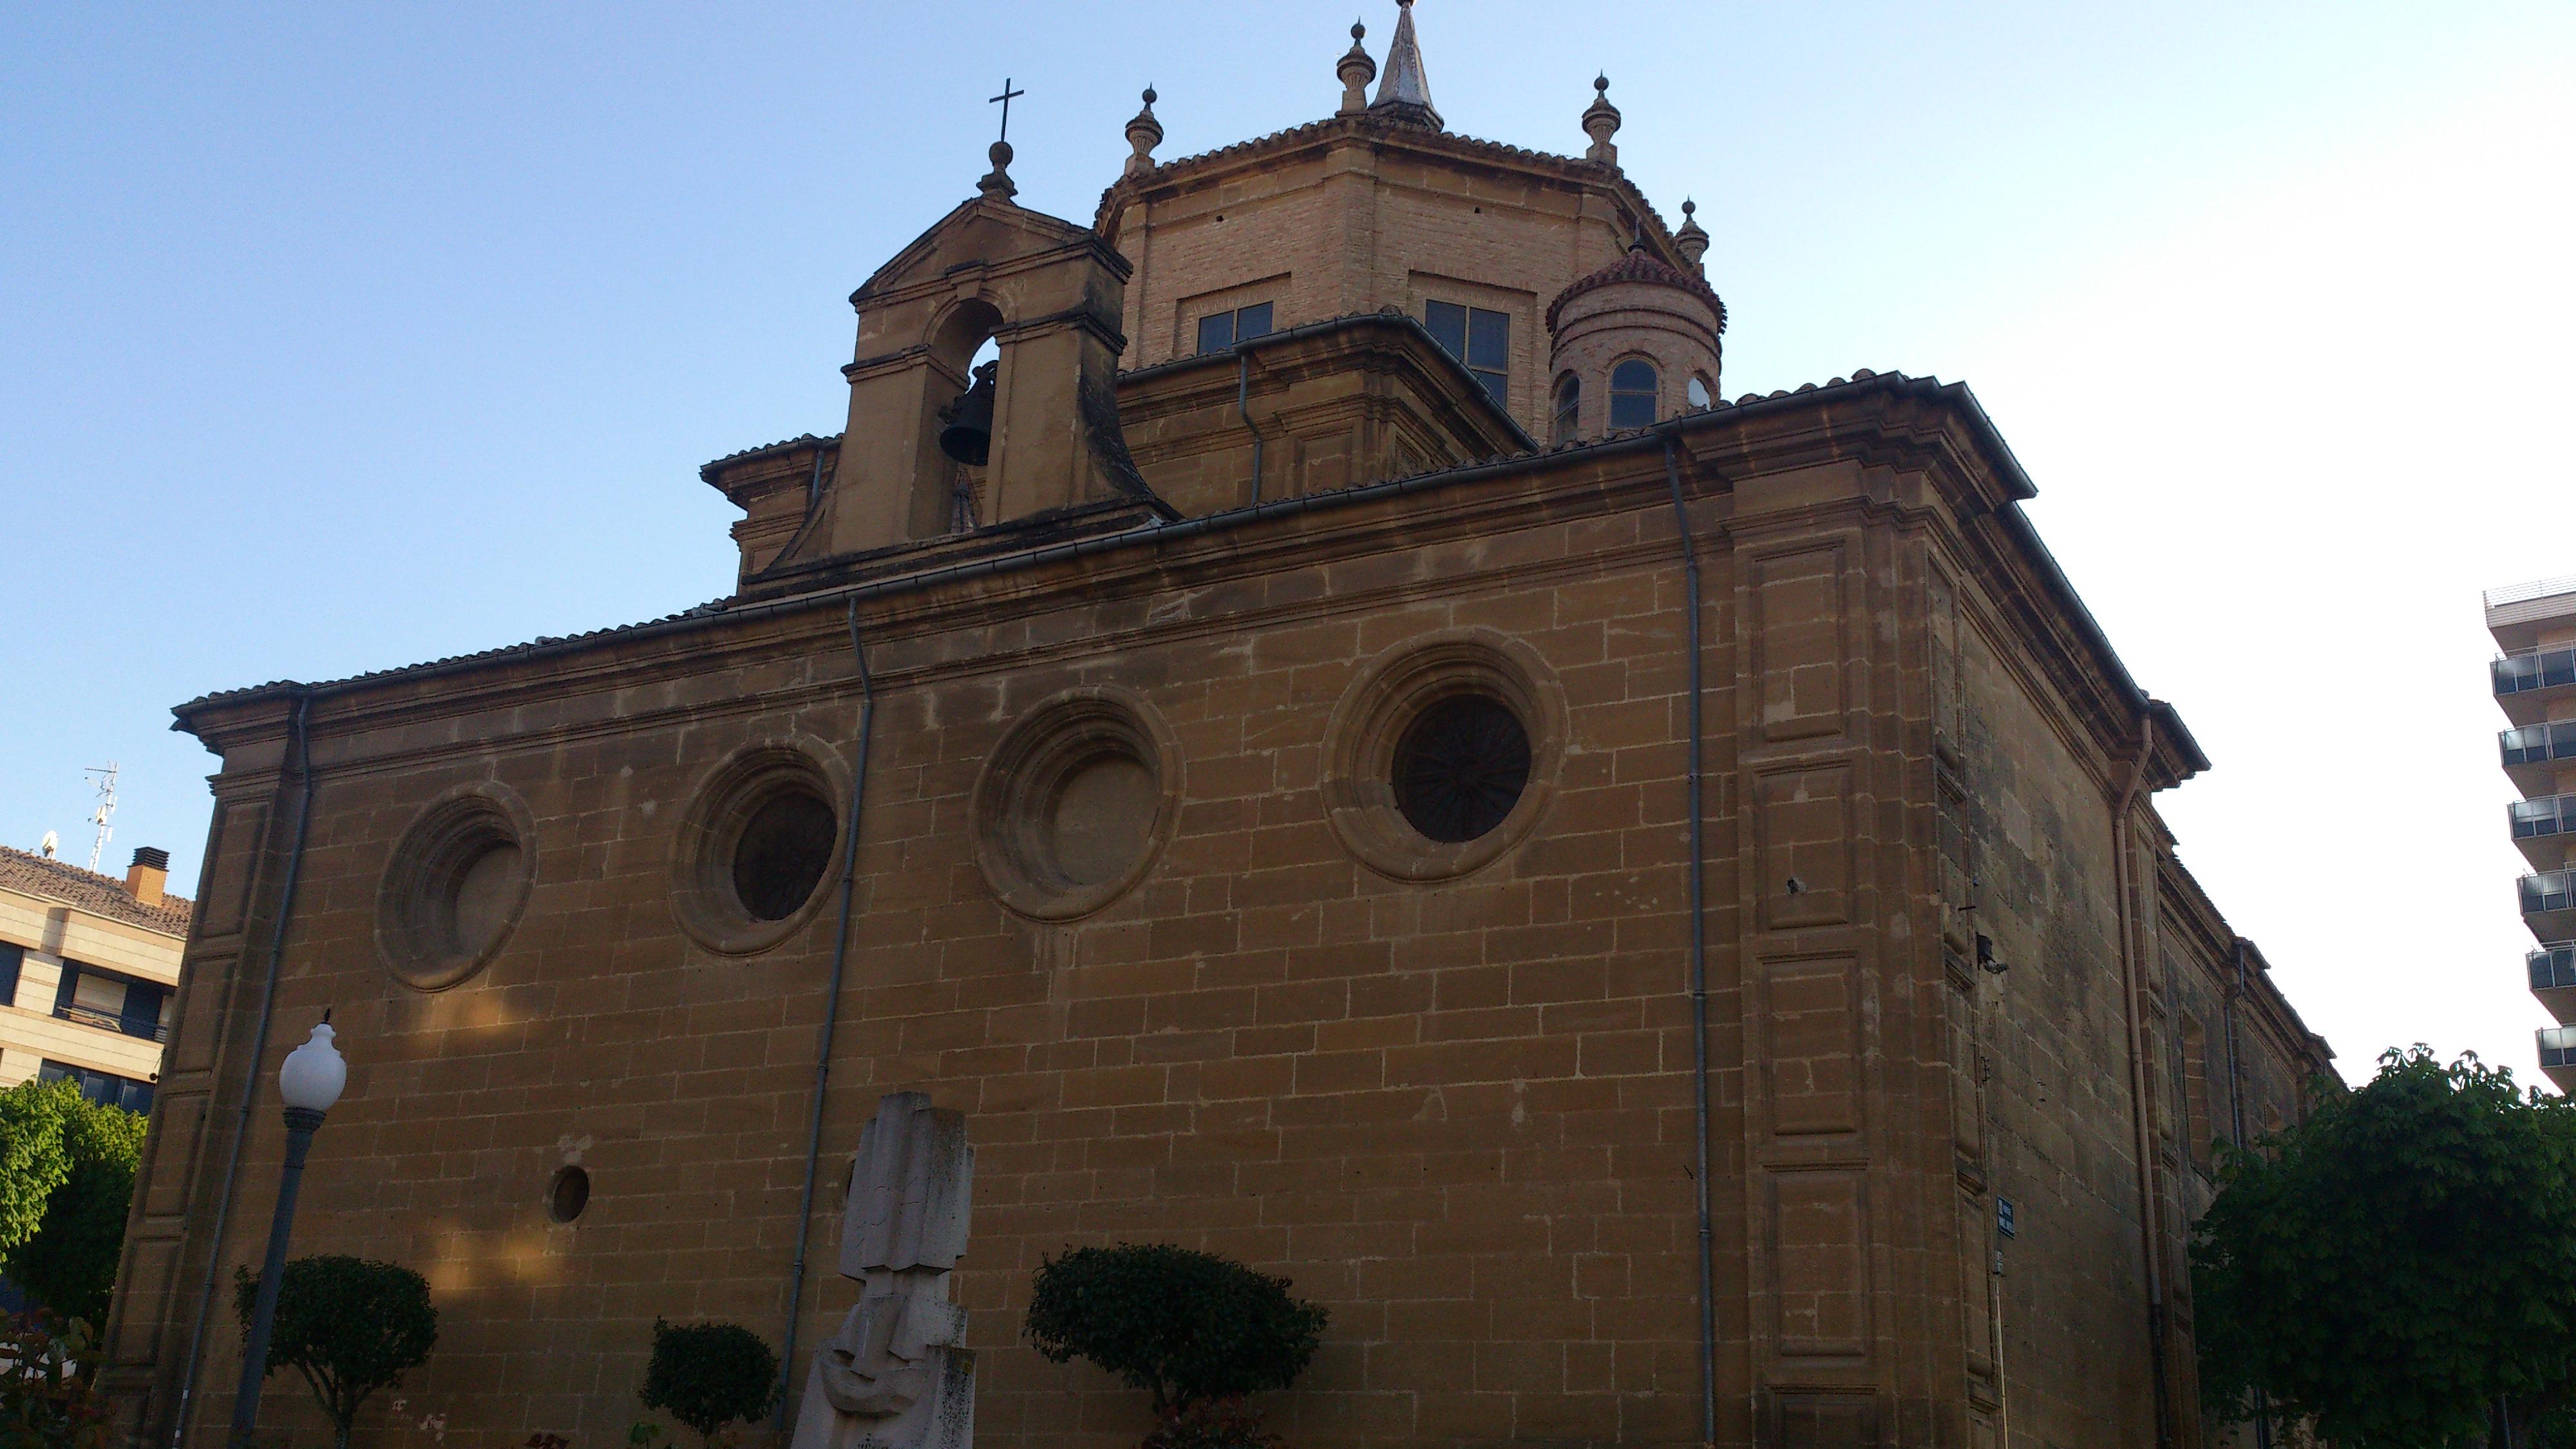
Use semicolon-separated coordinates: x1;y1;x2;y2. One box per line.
974;688;1177;920
548;1165;590;1224
375;784;536;992
1323;629;1563;882
1392;695;1533;843
669;739;849;956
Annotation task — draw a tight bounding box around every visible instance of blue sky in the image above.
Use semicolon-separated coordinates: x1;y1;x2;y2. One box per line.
5;2;2571;1082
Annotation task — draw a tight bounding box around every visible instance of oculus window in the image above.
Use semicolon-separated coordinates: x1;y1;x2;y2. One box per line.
1196;301;1275;355
1425;301;1510;405
1392;694;1533;844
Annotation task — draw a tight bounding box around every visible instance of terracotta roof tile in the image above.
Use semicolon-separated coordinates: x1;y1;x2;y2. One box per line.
0;847;191;938
1545;247;1727;334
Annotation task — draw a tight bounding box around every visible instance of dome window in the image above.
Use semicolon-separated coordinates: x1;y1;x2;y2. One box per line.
1689;374;1714;410
1609;359;1660;430
1551;374;1581;446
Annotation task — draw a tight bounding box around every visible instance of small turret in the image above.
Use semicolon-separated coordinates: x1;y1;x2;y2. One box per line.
1674;198;1710;274
1338;21;1376;115
1124;88;1164;178
1582;75;1621;166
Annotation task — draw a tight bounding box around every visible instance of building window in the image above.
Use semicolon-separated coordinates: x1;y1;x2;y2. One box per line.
1609;359;1660;429
0;943;20;1011
1425;301;1509;405
37;1060;153;1115
1551;374;1581;445
1392;694;1533;845
1196;301;1275;355
1688;374;1714;409
52;962;170;1043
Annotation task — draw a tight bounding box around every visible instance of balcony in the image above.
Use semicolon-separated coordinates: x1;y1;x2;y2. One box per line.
2503;721;2576;791
2526;870;2576;942
53;1001;170;1044
2509;795;2576;869
2493;643;2576;724
2533;943;2576;1024
2541;1026;2576;1094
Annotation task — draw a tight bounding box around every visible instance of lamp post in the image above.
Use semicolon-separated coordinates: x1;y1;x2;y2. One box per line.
229;1016;346;1446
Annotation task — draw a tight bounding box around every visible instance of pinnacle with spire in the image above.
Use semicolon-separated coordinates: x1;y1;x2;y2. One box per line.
1337;19;1376;115
1582;73;1621;164
1124;86;1164;178
1368;0;1442;131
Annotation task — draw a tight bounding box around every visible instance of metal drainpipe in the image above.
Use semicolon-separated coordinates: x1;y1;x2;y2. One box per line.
1236;343;1265;504
1660;432;1719;1449
775;599;878;1428
2111;717;2175;1449
169;690;317;1448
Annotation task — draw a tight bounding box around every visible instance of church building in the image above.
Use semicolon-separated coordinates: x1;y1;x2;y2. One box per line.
109;6;2332;1446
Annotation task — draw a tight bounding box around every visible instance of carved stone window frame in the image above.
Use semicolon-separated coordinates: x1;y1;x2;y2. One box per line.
374;781;538;992
1323;627;1564;882
972;687;1179;922
668;735;851;956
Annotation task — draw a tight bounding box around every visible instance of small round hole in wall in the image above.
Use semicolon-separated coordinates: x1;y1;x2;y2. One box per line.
548;1166;590;1224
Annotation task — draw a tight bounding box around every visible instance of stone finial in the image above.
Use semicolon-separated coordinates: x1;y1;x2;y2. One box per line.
1124;87;1164;178
1674;197;1710;272
791;1092;978;1449
1337;19;1376;115
1582;73;1622;165
1368;0;1442;130
977;139;1016;201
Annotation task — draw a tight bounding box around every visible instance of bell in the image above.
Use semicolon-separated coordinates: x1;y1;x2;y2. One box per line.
937;361;997;468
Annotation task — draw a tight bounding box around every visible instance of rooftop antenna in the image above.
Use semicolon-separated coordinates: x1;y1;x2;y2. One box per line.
83;762;118;873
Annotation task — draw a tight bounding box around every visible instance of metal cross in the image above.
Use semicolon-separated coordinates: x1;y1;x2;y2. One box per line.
989;77;1026;143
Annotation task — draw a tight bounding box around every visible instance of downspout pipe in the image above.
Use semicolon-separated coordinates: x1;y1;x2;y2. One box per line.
170;690;317;1448
2110;717;2174;1449
775;599;878;1427
1660;431;1719;1449
1236;345;1265;505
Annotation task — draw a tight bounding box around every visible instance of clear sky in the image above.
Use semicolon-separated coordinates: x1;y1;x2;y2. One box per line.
5;2;2570;1085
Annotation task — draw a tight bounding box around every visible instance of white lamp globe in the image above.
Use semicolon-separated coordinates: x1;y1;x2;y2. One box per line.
278;1020;347;1114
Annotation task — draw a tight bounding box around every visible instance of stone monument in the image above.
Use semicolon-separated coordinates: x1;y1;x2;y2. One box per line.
791;1092;976;1449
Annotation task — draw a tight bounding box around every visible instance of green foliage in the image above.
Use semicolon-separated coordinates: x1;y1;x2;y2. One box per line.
2192;1047;2576;1448
638;1319;778;1446
0;1311;114;1449
234;1255;438;1449
1023;1244;1327;1417
11;1094;146;1326
0;1081;80;1267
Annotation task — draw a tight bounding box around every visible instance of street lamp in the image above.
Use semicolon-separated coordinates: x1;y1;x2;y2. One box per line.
230;1014;346;1446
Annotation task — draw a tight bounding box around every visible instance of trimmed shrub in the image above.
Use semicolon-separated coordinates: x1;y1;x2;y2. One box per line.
234;1255;437;1449
12;1092;146;1326
639;1319;779;1446
1023;1244;1327;1417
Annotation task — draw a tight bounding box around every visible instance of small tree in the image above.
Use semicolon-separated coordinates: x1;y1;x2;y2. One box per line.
14;1092;146;1325
0;1081;79;1262
1023;1244;1327;1426
233;1255;438;1449
639;1319;779;1447
2193;1047;2576;1448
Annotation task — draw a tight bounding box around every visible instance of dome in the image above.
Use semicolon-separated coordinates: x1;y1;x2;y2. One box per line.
1544;245;1727;336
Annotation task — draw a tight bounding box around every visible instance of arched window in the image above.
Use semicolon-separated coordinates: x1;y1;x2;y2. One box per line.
1609;359;1659;430
1551;374;1581;445
1688;374;1714;410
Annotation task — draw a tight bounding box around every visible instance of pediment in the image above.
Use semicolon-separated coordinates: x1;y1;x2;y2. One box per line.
853;196;1106;306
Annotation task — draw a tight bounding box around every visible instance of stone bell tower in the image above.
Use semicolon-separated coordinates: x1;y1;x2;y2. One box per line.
773;149;1164;574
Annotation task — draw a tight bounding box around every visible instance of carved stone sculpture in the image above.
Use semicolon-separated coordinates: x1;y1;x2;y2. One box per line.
791;1092;975;1449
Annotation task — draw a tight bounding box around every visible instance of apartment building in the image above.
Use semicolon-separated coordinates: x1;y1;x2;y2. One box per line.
0;844;190;1113
2490;574;2576;1092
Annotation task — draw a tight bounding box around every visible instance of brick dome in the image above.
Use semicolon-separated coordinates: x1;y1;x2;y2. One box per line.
1544;245;1727;336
